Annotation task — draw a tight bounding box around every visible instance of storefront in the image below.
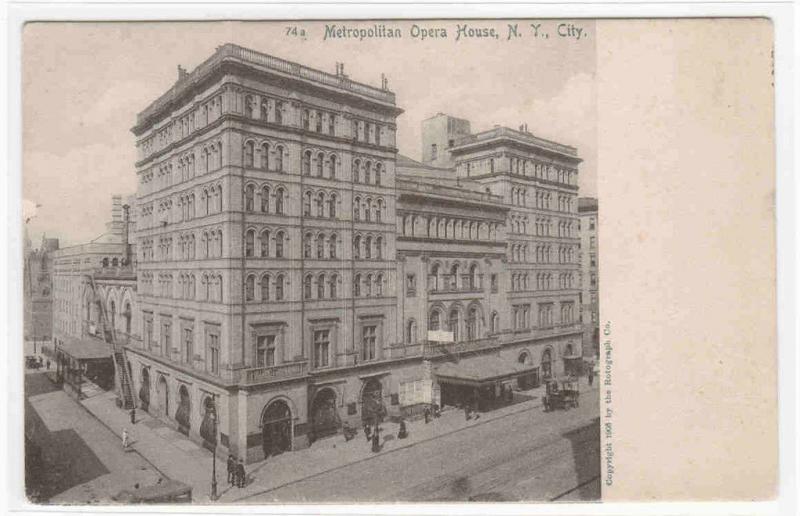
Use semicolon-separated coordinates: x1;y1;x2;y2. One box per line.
435;355;539;412
54;336;115;397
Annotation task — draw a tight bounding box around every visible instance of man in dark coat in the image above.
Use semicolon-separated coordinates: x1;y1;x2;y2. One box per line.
371;428;381;452
588;366;594;386
423;407;430;424
236;459;246;488
398;420;408;439
130;408;136;425
227;455;235;485
364;422;372;442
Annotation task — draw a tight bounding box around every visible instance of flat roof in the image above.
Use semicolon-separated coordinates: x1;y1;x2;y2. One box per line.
57;335;113;361
435;355;537;386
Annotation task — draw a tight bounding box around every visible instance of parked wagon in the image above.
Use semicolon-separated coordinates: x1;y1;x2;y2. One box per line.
542;377;580;412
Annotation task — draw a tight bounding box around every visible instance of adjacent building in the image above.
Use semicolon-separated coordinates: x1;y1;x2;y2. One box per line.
578;197;599;358
24;234;60;345
75;44;590;464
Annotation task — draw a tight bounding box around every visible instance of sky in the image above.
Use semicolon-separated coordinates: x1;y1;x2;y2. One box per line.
23;20;596;247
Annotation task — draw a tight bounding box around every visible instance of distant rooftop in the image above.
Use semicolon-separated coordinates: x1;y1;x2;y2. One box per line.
396;154;504;206
136;43;397;130
451;125;579;160
578;197;598;212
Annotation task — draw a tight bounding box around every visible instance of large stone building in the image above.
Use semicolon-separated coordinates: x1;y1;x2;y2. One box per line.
24;234;59;344
578;197;599;358
51;195;138;393
119;44;585;463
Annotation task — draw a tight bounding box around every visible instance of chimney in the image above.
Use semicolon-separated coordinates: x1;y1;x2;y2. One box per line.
122;204;131;265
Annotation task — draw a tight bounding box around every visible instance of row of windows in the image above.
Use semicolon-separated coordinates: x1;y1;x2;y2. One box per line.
140;95;223;159
141;141;223;189
141;183;224;229
510;272;577;292
508;156;578;186
141;228;225;262
243;183;289;215
140;271;224;302
399;214;500;241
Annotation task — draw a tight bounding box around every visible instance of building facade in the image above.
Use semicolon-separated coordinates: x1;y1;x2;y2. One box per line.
24;235;59;344
121;44;585;464
578;197;599;358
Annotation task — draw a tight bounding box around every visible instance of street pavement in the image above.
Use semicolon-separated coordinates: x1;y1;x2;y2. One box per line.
24;371;163;504
231;387;599;503
27;351;600;505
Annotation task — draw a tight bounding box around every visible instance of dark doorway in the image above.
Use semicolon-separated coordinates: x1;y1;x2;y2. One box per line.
310;388;339;442
261;400;292;459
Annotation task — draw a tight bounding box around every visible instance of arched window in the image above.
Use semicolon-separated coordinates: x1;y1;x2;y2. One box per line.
316;192;325;218
316;234;324;259
449;308;460;341
275;231;285;258
328;274;337;298
304;275;312;299
275;274;284;300
316;152;324;177
328;155;336;179
431;264;440;291
365;274;373;297
365;236;372;259
275;188;284;214
353;235;361;259
353;197;361;221
375;274;383;296
353;159;361;183
329;234;337;259
491;311;499;333
406;319;417;344
365;199;372;222
469;264;479;290
260;274;270;301
259;230;270;257
245;229;255;257
245;275;255;301
261;186;270;213
244;141;254;168
376;200;383;223
467;306;478;340
317;274;326;299
245;184;255;212
375;163;382;186
429;309;441;331
450;264;460;291
364;161;372;184
303;191;312;216
302;150;311;175
260;143;269;170
328;193;337;219
304;232;313;258
353;274;361;297
275;146;284;172
375;236;383;259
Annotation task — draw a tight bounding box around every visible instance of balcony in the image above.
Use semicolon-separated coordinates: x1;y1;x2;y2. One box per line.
531;323;583;338
429;275;483;294
237;360;308;386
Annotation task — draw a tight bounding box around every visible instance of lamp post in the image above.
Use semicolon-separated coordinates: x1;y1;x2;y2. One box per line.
209;396;218;501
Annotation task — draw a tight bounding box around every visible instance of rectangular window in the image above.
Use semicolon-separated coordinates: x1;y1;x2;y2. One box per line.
590;236;596;249
590;254;597;267
590;273;597;288
207;332;219;374
589;218;596;230
361;325;377;361
183;328;193;364
314;330;330;368
161;322;171;357
144;316;153;349
406;274;416;297
491;274;498;293
256;335;276;367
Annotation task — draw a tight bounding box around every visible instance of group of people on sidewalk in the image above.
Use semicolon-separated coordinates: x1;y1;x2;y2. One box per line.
227;455;247;488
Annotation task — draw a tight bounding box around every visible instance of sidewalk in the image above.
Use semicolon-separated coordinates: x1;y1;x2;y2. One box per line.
79;377;599;504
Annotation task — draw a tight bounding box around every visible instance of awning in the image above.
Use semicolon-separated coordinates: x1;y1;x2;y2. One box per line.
435;355;537;387
56;336;113;361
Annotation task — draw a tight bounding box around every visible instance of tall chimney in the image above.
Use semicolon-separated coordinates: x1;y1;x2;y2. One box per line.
122;204;131;265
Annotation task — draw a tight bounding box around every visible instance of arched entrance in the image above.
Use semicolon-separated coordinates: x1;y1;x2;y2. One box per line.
199;396;217;450
542;348;553;379
139;368;150;411
310;388;339;442
361;377;386;423
176;385;191;435
156;376;169;418
517;352;539;390
261;400;292;459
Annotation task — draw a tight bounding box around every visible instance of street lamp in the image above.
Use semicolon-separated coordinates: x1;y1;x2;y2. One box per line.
209;396;218;501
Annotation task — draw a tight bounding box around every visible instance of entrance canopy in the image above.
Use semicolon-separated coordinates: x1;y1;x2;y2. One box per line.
435;355;537;387
57;336;113;362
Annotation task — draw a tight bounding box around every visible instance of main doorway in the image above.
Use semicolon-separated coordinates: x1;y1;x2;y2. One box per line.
310;388;339;442
261;400;292;459
360;378;386;423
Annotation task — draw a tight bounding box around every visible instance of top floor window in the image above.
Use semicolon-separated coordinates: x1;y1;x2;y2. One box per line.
431;144;438;160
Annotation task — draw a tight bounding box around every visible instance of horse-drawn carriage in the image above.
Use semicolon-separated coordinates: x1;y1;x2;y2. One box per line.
542;376;580;411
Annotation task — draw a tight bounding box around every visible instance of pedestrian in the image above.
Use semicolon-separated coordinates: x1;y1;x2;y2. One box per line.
371;429;381;452
46;359;50;370
236;459;246;488
464;403;471;421
364;422;372;442
227;455;235;485
588;367;594;386
423;407;430;424
130;407;136;425
122;428;129;449
398;420;408;439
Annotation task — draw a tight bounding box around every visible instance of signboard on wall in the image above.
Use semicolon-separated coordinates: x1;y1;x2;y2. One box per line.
399;379;432;406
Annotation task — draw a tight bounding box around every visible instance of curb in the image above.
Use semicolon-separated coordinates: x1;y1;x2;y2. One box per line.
232;387;599;503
